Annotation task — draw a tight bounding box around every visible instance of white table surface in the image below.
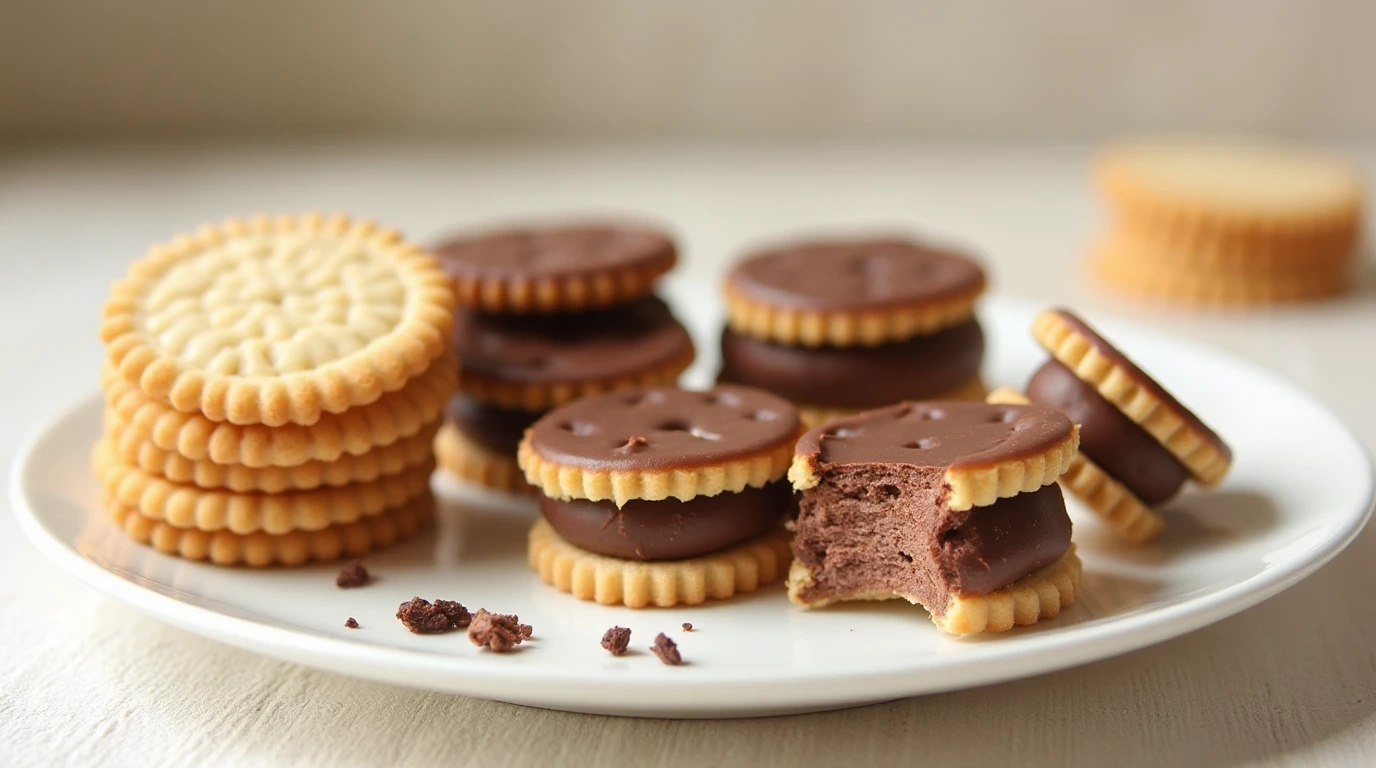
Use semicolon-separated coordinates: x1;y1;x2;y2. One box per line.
2;143;1373;768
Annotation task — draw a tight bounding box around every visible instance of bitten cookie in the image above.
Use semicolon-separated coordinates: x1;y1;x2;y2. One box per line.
994;308;1233;544
788;401;1081;635
100;213;456;426
433;222;678;314
720;237;988;424
519;385;802;607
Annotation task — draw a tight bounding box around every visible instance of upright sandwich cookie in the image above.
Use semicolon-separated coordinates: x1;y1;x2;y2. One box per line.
788;401;1081;635
520;385;800;607
990;308;1232;544
439;296;695;492
720;237;988;426
434;222;678;314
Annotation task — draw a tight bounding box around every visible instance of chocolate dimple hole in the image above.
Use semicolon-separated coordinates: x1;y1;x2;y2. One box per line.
990;409;1019;423
748;410;777;421
562;421;597;436
656;419;690;432
704;391;742;407
920;408;946;421
905;438;939;450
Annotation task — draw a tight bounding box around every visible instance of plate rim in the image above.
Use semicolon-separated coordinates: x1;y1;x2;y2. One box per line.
11;297;1375;712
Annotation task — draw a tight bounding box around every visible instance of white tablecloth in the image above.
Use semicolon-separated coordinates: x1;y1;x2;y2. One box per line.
2;144;1373;767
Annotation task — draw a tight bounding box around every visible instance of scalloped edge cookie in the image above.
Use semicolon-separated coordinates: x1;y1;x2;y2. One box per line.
1091;241;1351;306
1095;140;1365;238
104;490;433;567
786;544;1080;635
454;258;675;315
458;344;695;411
93;438;435;535
1032;309;1232;485
102;352;456;468
105;408;441;493
518;425;802;507
100;213;457;426
988;387;1163;544
795;375;988;429
723;282;982;348
527;518;792;607
434;422;533;495
787;420;1079;512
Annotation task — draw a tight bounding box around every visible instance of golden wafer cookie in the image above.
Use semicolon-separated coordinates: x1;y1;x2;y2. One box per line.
527;518;792;608
100;213;456;426
785;545;1081;634
435;422;532;494
724;238;986;347
1032;309;1232;485
1095;139;1364;239
1106;222;1358;272
789;405;1077;512
105;490;434;567
93;438;434;535
433;222;677;314
795;375;989;429
987;387;1163;544
1091;241;1351;305
104;408;441;493
103;353;456;468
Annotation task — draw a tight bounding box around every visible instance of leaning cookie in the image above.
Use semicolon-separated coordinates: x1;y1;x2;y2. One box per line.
719;237;988;421
518;385;802;607
993;308;1233;544
433;222;678;314
788;401;1081;635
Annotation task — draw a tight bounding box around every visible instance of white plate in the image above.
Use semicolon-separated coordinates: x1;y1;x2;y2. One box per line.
11;292;1373;718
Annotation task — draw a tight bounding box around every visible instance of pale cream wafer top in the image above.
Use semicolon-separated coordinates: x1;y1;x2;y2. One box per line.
1096;139;1365;234
100;213;456;427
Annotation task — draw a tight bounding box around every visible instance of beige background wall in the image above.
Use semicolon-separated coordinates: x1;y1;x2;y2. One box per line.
1;0;1374;142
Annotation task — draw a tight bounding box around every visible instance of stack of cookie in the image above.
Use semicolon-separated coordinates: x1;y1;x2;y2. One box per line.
719;237;988;427
1090;139;1365;305
430;223;694;492
95;214;458;566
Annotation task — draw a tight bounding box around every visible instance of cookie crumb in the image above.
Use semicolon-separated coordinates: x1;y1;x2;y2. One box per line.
601;626;631;656
335;562;370;588
344;617;359;629
681;622;693;632
468;609;533;652
652;633;682;666
395;597;471;634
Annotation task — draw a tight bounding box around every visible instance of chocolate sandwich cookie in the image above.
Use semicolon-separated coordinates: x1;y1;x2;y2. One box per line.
438;296;696;491
721;237;988;425
788;401;1082;635
990;308;1233;543
434;222;678;314
520;385;801;607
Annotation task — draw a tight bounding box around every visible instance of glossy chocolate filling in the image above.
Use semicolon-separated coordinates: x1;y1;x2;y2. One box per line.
448;396;543;455
1026;360;1189;505
539;481;792;561
793;478;1071;610
717;320;984;409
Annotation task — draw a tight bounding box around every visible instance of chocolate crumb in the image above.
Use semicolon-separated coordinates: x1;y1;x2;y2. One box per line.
652;633;682;666
601;626;632;656
395;597;472;634
344;617;359;629
681;622;693;632
467;609;533;652
335;562;370;588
